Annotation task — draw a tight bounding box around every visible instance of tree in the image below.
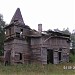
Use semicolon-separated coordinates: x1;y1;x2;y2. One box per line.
54;28;60;32
61;28;71;35
71;32;75;54
0;14;6;56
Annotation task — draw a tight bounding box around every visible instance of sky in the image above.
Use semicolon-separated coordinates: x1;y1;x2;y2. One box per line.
0;0;74;32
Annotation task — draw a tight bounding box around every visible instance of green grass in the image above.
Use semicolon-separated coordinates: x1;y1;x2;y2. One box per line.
0;63;75;75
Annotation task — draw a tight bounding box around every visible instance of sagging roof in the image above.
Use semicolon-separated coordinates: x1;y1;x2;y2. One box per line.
28;30;70;38
45;30;70;37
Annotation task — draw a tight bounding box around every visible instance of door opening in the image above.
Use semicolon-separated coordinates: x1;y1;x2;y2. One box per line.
5;50;11;65
58;52;61;63
47;49;53;64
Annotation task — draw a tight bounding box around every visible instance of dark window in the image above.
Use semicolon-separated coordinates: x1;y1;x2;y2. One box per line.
19;53;22;60
59;48;62;51
16;32;20;38
21;29;23;32
20;29;23;35
14;20;18;22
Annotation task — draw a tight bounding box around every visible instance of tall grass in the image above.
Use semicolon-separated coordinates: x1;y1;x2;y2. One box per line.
0;63;75;75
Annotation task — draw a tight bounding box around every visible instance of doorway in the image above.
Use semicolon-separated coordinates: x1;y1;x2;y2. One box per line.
47;49;53;64
5;50;11;65
58;52;61;63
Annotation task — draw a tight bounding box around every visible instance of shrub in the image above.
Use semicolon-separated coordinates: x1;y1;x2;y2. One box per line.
69;53;75;62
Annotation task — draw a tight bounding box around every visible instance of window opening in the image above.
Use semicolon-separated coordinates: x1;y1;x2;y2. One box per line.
19;53;22;60
16;32;20;38
20;29;23;38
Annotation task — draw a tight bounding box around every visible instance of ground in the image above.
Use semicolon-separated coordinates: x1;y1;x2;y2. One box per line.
0;63;75;75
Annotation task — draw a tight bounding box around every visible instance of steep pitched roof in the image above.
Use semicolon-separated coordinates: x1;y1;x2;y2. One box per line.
10;8;25;24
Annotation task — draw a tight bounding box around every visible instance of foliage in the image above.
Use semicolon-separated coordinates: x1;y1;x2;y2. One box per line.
54;28;60;32
69;53;75;62
61;27;71;35
71;33;75;54
70;49;75;55
0;14;6;56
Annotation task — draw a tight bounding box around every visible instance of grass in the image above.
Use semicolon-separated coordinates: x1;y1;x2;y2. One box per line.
0;63;75;75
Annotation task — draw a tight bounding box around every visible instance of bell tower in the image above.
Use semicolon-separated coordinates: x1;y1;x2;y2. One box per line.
4;8;31;65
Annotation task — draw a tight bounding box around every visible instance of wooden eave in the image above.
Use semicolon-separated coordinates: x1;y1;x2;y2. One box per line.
4;37;26;42
27;35;41;38
4;23;31;30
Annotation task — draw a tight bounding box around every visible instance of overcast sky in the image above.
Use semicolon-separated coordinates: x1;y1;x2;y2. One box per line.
0;0;74;32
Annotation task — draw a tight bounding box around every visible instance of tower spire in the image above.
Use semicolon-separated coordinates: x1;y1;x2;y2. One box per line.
10;8;25;24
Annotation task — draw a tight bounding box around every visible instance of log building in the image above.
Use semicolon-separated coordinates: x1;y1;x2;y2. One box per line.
4;8;70;64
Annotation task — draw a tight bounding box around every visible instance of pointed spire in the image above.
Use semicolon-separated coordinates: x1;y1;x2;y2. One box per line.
10;8;25;24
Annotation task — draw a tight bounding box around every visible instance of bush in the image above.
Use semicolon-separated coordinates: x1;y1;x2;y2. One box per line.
70;49;75;55
69;53;75;62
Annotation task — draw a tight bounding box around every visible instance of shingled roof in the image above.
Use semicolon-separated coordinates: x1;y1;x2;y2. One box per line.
10;8;25;24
